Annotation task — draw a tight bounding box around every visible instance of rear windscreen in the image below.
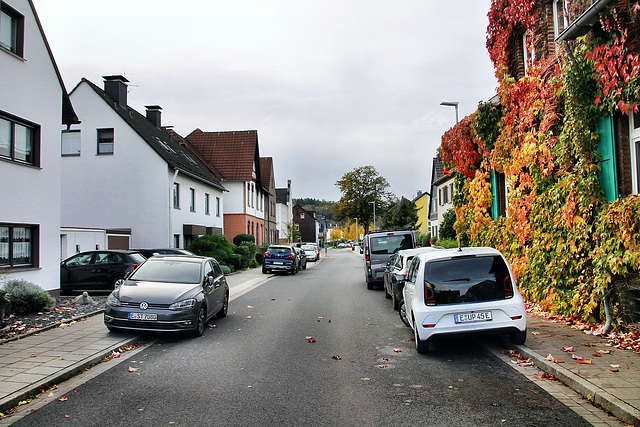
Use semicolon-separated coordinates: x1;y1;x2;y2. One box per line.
267;247;291;254
370;235;413;255
424;255;513;304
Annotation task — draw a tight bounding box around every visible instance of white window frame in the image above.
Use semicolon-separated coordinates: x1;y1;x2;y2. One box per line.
553;0;569;39
523;30;535;74
190;188;196;212
62;129;81;156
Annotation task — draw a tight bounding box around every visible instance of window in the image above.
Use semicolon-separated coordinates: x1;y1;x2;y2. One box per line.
490;171;508;218
97;128;114;155
174;234;180;248
301;213;305;220
173;183;180;208
61;129;81;156
553;0;568;39
205;193;210;215
190;188;196;212
0;224;37;268
523;30;535;74
597;113;620;202
216;197;221;217
247;183;251;206
0;113;39;166
0;3;23;56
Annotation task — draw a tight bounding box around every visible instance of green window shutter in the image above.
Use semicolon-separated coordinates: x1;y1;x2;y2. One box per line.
596;114;619;202
490;171;499;219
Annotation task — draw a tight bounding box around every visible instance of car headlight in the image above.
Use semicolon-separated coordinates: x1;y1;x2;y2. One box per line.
169;298;197;311
106;294;121;307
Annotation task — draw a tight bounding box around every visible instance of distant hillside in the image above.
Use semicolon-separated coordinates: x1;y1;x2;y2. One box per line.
293;198;335;221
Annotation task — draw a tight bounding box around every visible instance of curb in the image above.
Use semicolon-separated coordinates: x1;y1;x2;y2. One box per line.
514;343;640;426
0;332;145;414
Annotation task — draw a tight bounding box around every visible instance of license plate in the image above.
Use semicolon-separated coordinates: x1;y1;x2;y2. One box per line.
454;311;492;324
128;312;157;321
273;261;283;265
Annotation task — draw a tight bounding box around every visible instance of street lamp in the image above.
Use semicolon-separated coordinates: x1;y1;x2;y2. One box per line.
369;201;376;231
353;218;358;243
440;101;459;123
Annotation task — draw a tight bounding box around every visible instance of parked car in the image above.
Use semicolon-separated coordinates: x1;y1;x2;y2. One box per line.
295;247;307;270
104;255;229;336
132;248;194;258
301;244;318;262
262;245;298;274
363;230;416;290
383;247;441;310
402;247;527;353
60;250;146;292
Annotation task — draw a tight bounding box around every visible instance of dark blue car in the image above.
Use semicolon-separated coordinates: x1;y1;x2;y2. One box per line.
262;245;298;275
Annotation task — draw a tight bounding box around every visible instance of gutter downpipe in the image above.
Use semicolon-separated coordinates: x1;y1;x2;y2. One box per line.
170;169;179;247
603;291;613;335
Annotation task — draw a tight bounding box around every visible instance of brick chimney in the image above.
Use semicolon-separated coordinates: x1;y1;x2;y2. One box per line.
103;75;129;107
145;105;162;127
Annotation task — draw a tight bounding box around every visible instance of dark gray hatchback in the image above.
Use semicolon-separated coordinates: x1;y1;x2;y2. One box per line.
363;230;417;290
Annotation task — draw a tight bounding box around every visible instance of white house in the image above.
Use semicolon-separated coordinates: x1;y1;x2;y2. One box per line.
62;75;226;252
275;180;293;243
1;0;79;291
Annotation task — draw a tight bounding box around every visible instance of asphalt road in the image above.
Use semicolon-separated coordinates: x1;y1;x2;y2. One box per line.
11;250;589;426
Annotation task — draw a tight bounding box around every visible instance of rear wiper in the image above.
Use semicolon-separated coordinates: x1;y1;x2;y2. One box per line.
443;277;470;282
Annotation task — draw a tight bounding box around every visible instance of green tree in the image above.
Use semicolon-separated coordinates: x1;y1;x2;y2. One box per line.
439;208;457;240
284;220;300;243
334;165;392;234
188;235;238;270
381;197;418;230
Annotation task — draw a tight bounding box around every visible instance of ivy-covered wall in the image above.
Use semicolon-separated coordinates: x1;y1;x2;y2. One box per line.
438;0;640;326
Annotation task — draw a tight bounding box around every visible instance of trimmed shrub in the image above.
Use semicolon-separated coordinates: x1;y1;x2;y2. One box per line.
3;279;55;315
233;234;255;246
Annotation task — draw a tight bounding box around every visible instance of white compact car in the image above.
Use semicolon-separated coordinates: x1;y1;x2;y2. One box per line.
402;247;526;353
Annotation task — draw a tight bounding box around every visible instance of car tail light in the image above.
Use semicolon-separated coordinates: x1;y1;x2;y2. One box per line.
504;277;514;299
287;254;295;259
365;246;370;262
424;281;435;306
129;264;140;272
511;315;522;320
264;253;271;258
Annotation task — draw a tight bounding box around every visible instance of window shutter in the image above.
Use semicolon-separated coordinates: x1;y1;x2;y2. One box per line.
596;114;619;202
490;171;499;219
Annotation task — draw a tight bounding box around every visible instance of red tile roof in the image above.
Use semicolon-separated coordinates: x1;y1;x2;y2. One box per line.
260;157;273;190
186;129;259;181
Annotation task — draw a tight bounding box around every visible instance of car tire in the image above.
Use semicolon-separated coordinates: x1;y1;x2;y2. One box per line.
262;266;269;274
413;318;430;354
192;305;206;337
399;302;410;327
509;329;527;345
216;292;229;318
113;277;125;288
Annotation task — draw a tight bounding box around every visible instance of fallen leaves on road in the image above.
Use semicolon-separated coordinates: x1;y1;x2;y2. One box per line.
128;367;139;372
306;336;316;343
561;346;574;352
543;354;564;363
393;348;402;353
332;355;341;360
577;359;592;364
58;396;68;402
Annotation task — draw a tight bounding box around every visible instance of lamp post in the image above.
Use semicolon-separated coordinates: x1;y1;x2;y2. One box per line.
440;101;459;123
354;218;358;243
369;201;376;231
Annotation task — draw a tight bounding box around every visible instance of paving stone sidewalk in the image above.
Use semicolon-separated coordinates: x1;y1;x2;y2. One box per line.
512;315;640;426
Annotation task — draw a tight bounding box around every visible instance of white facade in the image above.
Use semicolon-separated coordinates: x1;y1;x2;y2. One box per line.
1;0;73;290
63;79;224;250
435;175;455;230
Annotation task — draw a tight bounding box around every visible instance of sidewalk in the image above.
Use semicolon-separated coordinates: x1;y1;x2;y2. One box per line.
511;315;640;426
1;262;639;425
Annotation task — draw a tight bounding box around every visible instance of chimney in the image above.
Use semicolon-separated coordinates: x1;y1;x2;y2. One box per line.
103;75;129;108
145;105;162;127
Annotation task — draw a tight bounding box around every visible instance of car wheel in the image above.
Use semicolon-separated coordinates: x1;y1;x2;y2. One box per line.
262;266;269;274
113;277;125;288
192;305;206;337
509;329;527;345
399;302;410;327
366;281;374;290
216;292;229;318
413;318;430;354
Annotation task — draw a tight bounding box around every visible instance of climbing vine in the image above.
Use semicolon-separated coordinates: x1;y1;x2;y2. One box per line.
438;0;640;325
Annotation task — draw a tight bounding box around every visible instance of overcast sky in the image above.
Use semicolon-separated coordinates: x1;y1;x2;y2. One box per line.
34;0;497;202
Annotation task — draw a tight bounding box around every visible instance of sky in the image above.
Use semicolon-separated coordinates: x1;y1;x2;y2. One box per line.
34;0;497;202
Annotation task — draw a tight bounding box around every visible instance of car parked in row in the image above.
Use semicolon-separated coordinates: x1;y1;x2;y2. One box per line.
132;248;194;258
363;230;417;290
104;255;229;336
61;250;146;292
383;247;440;310
295;247;307;270
301;244;318;262
262;245;298;274
401;247;527;353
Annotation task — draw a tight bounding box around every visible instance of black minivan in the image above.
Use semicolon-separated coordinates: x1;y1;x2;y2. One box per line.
363;230;416;290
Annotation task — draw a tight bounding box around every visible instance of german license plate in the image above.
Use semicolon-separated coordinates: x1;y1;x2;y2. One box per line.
454;311;492;324
273;261;283;265
129;312;157;321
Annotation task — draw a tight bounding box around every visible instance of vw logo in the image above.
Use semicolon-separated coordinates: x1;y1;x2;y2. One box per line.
139;301;149;310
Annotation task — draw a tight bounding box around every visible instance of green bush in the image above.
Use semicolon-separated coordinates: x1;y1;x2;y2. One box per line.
233;233;255;246
3;279;55;315
188;234;237;272
440;208;457;240
234;242;258;269
435;238;460;249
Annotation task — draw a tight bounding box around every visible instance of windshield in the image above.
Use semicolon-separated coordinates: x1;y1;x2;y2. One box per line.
267;247;292;254
370;234;413;255
130;259;202;284
301;245;315;251
424;255;513;304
